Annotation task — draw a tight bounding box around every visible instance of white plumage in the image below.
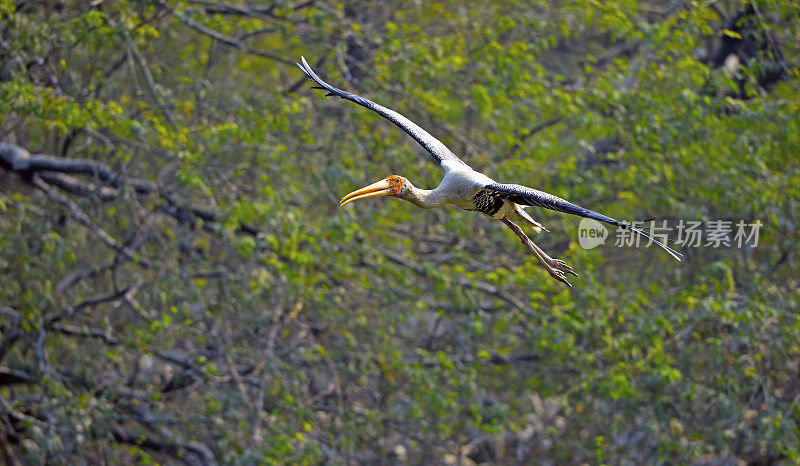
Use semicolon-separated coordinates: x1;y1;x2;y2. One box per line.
298;57;681;287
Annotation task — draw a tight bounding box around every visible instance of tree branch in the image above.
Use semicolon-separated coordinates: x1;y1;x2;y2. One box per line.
506;117;561;158
0;143;119;184
32;175;151;266
110;425;215;466
159;0;293;65
49;324;118;345
44;282;141;327
0;368;31;387
375;248;532;316
0;142;259;237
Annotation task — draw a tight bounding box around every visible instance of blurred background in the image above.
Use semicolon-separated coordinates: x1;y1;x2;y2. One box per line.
1;0;798;463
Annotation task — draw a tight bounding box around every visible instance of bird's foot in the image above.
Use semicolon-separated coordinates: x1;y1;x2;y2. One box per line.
500;217;578;288
548;258;579;277
542;258;578;287
546;267;573;288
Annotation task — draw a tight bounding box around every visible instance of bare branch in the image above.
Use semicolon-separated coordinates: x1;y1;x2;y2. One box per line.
45;282;141;327
106;15;179;128
32;175;152;266
110;425;216;466
37;171;118;200
1;142;260;237
49;324;118;345
506;117;561;158
187;0;279;19
225;354;252;406
33;328;46;373
0;143;120;184
55;262;114;293
159;0;293;65
187;0;317;20
0;331;21;366
0;368;32;387
375;248;531;315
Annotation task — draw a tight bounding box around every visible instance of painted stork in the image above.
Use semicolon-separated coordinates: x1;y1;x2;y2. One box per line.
297;57;681;287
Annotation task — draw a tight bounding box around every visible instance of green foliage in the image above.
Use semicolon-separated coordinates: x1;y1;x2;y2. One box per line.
1;0;799;463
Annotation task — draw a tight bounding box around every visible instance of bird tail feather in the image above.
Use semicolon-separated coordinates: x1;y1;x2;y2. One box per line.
625;222;683;261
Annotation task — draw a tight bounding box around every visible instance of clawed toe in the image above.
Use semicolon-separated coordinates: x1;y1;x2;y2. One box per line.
550;258;579;277
548;269;573;288
500;218;579;287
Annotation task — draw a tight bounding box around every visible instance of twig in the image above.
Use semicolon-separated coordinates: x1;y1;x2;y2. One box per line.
1;142;259;237
0;331;21;366
105;16;179;128
187;0;278;20
86;127;174;160
49;324;118;345
55;262;114;293
33;328;46;373
159;0;293;65
225;354;251;406
376;248;531;315
111;425;215;466
749;1;791;78
32;175;151;267
506;117;561;158
187;0;317;21
45;283;141;326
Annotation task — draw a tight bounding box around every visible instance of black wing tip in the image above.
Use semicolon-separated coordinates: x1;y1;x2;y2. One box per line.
628;223;684;262
297;56;313;77
297;56;309;72
488;182;685;262
295;56;465;168
296;55;343;99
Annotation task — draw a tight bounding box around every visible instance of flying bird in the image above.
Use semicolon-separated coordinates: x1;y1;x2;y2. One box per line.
297;57;681;287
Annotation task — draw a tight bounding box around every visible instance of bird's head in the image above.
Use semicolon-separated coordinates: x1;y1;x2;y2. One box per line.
339;175;407;206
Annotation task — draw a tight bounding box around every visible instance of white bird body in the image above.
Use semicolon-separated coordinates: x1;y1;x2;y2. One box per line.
432;162;495;209
396;164;536;227
297;56;681;286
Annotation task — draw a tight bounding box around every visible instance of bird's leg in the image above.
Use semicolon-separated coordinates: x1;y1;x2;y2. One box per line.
501;218;578;287
526;237;579;277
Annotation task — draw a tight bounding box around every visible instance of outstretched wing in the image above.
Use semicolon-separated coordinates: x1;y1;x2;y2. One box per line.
297;56;470;170
484;183;683;261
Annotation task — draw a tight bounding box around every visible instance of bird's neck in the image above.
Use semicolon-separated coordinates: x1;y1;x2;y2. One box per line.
402;185;447;209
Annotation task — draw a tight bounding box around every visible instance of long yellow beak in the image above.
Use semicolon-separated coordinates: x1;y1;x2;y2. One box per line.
340;179;396;206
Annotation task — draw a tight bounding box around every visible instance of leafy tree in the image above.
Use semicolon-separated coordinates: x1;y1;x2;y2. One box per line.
1;0;799;463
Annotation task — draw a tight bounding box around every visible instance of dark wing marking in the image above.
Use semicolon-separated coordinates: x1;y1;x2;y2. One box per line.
471;189;506;216
485;183;683;261
485;183;616;220
297;56;469;169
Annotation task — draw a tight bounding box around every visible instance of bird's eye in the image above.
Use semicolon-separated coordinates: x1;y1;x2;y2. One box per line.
388;176;403;194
